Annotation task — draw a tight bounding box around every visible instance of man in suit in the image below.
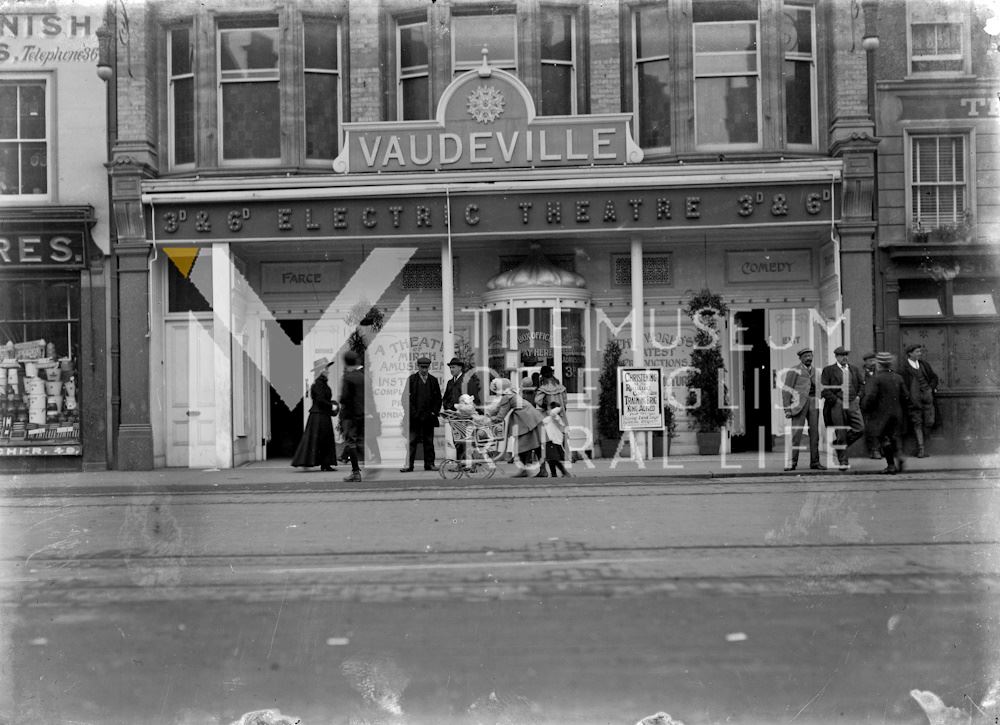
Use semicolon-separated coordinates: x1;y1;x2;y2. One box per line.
400;356;442;472
862;352;910;474
860;351;882;459
781;347;825;471
899;343;939;458
820;345;865;470
338;350;366;482
441;357;481;463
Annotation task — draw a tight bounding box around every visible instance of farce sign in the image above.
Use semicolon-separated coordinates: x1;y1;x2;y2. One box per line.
333;66;642;173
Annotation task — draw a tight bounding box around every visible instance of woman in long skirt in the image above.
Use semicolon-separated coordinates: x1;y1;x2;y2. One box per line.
292;357;339;471
485;378;545;477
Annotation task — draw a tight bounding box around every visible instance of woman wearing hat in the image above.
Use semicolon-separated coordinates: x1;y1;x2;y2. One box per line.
291;357;339;471
485;378;546;477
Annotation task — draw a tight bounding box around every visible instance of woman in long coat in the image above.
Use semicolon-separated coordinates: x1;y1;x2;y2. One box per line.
485;378;545;477
292;357;339;471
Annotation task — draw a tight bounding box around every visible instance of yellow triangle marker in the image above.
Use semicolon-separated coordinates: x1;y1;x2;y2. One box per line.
162;247;200;278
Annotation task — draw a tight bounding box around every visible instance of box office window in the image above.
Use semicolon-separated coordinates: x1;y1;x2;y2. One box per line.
0;79;50;197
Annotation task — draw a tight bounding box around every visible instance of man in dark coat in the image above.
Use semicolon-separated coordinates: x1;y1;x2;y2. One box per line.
338;350;366;482
860;351;882;459
861;352;911;474
441;357;481;463
820;345;865;469
781;347;825;471
899;343;939;457
400;356;442;472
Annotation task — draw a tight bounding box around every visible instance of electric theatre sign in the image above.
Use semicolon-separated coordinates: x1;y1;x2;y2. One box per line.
332;65;643;173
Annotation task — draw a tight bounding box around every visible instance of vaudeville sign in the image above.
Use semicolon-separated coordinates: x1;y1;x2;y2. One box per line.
618;368;664;431
333;54;644;173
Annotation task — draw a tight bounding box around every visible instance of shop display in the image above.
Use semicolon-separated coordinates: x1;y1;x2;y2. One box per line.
0;338;80;455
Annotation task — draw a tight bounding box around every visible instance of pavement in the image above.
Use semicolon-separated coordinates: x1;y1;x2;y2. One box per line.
2;447;998;493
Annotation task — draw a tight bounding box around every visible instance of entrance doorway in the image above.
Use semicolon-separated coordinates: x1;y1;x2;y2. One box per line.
731;309;773;453
265;319;303;458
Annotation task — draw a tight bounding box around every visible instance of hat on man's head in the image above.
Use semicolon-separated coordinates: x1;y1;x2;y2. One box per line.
875;352;893;366
416;356;432;366
833;346;849;356
343;350;360;366
905;343;923;354
311;357;332;375
446;357;464;367
862;351;876;361
796;348;813;358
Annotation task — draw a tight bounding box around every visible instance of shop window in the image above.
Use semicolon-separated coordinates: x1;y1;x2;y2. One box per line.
898;279;944;317
219;22;281;162
952;279;998;316
782;4;816;147
397;18;430;121
631;4;671;150
559;308;583;393
168;26;195;167
0;78;49;197
612;254;672;287
452;12;517;76
166;248;213;313
693;0;760;147
540;7;576;115
304;19;341;160
911;134;967;229
908;0;969;75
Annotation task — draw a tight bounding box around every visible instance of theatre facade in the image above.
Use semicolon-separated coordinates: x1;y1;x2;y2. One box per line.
127;65;852;469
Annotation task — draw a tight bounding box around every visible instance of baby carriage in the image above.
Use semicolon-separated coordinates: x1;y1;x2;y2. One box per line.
439;409;508;479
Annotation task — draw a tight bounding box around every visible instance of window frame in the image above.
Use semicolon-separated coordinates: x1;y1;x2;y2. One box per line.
302;16;343;163
167;25;196;171
216;20;282;166
781;3;817;150
450;9;518;77
539;5;578;116
396;17;431;121
905;127;974;233
631;4;672;153
906;0;971;77
0;74;53;202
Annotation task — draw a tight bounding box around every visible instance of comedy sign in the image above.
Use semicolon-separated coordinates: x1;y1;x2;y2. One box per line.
618;368;663;431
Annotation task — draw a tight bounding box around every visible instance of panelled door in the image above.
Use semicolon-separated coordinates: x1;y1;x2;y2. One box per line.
165;317;217;468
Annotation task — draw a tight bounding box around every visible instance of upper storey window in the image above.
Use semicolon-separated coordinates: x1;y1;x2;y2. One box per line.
452;12;517;75
782;4;816;148
0;78;49;197
540;7;576;115
908;0;969;75
632;4;670;149
397;19;430;121
163;13;343;172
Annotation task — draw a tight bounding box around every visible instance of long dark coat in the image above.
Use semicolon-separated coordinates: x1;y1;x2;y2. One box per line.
403;372;442;431
291;376;338;467
861;370;910;440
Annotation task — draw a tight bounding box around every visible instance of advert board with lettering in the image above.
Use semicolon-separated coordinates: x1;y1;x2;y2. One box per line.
618;368;664;431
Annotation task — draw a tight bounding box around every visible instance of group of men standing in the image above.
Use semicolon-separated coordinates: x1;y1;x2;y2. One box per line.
781;344;939;474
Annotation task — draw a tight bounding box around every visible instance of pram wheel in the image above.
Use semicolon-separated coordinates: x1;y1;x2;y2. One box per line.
439;459;464;480
466;458;496;479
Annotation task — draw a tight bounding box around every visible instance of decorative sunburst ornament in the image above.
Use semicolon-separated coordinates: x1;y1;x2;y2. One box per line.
466;85;505;123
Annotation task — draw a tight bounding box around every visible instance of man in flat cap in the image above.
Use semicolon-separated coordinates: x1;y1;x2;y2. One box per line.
400;355;442;472
860;352;881;459
820;345;865;469
781;347;825;471
442;356;481;463
899;343;939;457
862;352;910;474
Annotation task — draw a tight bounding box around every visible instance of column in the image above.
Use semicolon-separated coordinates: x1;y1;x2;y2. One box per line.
212;242;233;469
441;237;455;364
630;238;647;457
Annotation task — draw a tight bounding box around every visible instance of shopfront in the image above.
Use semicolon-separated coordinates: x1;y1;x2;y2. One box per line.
137;65;846;468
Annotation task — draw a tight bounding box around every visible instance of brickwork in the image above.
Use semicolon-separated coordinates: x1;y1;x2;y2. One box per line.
827;2;869;122
115;1;152;146
348;0;382;123
588;0;621;114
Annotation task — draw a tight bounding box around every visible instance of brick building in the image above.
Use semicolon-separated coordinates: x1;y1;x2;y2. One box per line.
103;0;880;470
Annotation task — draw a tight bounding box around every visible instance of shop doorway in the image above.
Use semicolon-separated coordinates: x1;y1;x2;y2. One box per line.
265;319;304;459
731;309;773;452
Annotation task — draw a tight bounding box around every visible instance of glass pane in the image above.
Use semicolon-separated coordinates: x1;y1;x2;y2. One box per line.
541;10;573;61
305;21;338;70
693;0;758;23
173;77;195;165
898;279;943;316
221;83;280;159
44;283;71;319
912;58;964;73
781;7;812;54
20;142;46;194
18;282;43;320
453;14;516;65
171;27;192;75
0;85;17;137
695;52;757;74
696;77;758;145
220;28;279;72
911;24;935;55
635;5;669;58
399;22;428;69
784;59;812;144
305;73;338;159
19;84;45;139
0;143;18;194
953;280;998;316
167;249;213;313
936;23;962;54
25;322;73;355
696;22;757;54
560;308;583;394
638;59;671;148
541;63;572;115
401;75;430;121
